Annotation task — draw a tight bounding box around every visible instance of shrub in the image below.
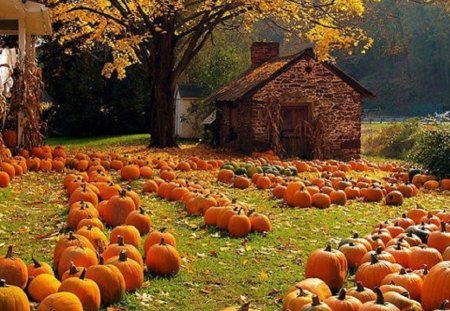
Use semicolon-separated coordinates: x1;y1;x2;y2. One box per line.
362;119;420;159
408;122;450;179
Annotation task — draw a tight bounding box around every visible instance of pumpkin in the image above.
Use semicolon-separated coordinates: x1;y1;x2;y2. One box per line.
329;190;347;206
61;262;83;281
283;287;313;311
103;190;136;227
355;254;400;289
427;222;450;253
76;225;108;250
144;228;176;254
407;208;428;225
385;243;412;268
0;171;10;187
361;187;384;202
300;295;332;311
385;191;404;206
58;245;98;279
338;242;368;269
284;182;306;206
408;245;443;270
125;207;152;235
360;246;396;264
69;185;99;207
339;233;373;251
250;213;272;233
255;175;271;189
359;288;400;311
293;189;312;208
53;232;95;269
421;261;450;311
58;269;101;311
36;292;83;311
105;251;144;292
272;185;287;199
379;283;408;295
347;281;376;303
228;210;251;238
381;268;423;301
383;291;422;310
0;245;28;289
204;206;225;227
395;214;415;230
67;202;100;230
120;164;140;180
311;193;331;209
28;257;54;277
0;279;29;311
85;256;126;305
304;245;348;292
110;225;141;248
28;274;61;302
287;278;332;301
146;238;181;276
76;216;105;232
143;180;159;193
102;235;144;267
324;288;362;311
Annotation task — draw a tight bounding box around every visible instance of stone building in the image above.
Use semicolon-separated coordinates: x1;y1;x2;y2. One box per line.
206;42;374;160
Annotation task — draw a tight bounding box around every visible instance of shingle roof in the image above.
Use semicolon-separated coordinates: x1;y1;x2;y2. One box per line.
206;47;374;103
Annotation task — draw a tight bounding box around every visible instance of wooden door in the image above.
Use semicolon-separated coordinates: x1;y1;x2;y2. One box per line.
281;105;311;158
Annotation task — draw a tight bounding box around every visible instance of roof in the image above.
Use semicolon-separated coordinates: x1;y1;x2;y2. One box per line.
206;47;374;103
0;0;52;35
177;84;206;98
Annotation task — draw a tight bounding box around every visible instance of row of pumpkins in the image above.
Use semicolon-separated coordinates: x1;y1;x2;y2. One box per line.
0;165;182;310
142;174;273;237
282;206;450;311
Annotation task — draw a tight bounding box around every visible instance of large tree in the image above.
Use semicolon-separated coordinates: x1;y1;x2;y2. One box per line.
50;0;373;147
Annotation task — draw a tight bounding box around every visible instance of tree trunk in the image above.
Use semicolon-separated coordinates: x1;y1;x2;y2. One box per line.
148;23;178;148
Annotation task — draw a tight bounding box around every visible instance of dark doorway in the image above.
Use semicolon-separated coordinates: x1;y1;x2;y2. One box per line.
280;105;311;158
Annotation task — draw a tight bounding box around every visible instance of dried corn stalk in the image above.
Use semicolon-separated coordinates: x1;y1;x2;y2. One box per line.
265;99;285;156
10;59;44;149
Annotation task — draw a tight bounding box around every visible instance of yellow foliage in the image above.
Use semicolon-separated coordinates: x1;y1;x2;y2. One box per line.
51;0;376;78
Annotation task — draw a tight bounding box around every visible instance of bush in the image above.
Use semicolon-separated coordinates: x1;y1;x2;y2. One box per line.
362;119;420;158
408;122;450;179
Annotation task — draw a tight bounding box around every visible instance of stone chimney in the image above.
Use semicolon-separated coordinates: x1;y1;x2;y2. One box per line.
251;42;280;68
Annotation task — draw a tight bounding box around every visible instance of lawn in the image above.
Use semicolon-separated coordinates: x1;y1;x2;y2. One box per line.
1;135;449;310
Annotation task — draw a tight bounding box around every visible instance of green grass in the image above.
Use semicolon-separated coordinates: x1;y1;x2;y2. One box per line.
0;135;449;310
45;134;150;150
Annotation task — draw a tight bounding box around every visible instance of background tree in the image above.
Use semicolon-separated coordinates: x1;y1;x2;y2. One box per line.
49;0;373;147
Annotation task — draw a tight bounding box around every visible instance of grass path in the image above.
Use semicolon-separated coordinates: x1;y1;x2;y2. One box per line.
0;135;449;310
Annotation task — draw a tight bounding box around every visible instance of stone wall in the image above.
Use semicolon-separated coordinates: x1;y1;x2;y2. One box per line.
250;56;362;160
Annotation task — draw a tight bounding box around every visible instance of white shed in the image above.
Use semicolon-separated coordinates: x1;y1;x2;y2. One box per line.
175;84;204;139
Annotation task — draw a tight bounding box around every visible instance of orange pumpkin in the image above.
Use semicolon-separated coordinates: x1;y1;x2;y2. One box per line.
0;246;28;289
146;238;181;276
305;245;348;292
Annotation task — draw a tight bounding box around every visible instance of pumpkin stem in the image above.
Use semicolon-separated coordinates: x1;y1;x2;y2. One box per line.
374;288;385;305
311;295;321;306
370;253;379;265
423;265;429;275
349;242;355;247
395;242;402;250
160;238;166;245
375;246;383;255
117;235;125;246
441;222;447;232
355;281;365;292
32;256;41;268
400;268;406;275
160;227;167;233
119;189;127;197
325;244;332;252
68;231;76;240
5;245;13;258
352;233;359;238
237;302;250;311
79;268;86;280
119;250;128;262
99;256;104;265
0;279;5;287
69;262;79;275
139;206;145;214
87;225;93;230
338;288;347;300
440;300;449;310
295;286;307;297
